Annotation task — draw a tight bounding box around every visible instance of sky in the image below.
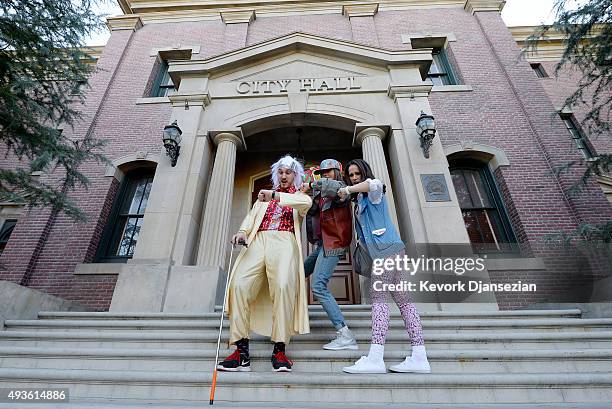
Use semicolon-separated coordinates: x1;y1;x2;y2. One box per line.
86;0;561;46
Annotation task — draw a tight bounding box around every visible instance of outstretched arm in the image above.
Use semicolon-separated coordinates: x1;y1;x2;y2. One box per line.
277;191;313;217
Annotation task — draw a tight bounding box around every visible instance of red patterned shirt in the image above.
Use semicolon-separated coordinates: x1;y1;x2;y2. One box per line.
258;186;296;233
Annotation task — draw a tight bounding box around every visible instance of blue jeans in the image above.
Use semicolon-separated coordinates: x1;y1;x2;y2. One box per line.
304;244;345;330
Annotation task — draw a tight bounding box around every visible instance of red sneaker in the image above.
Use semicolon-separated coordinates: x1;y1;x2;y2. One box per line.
217;349;251;372
271;351;293;372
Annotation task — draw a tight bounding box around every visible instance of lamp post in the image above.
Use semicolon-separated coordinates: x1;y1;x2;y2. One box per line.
415;111;436;159
163;120;182;167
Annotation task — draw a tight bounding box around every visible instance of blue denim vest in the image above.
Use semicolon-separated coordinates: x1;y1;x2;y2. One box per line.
355;193;405;260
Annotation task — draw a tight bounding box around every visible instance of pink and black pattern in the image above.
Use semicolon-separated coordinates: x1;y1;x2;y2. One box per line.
370;250;425;346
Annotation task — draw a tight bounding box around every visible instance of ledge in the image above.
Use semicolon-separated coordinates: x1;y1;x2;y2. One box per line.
431;85;473;92
135;97;171;105
74;264;123;275
485;257;546;271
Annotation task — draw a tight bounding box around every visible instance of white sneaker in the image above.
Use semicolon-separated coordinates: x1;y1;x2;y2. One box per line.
323;326;358;350
389;357;431;374
342;355;386;374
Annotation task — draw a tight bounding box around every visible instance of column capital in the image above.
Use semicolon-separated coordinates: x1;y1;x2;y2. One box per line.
106;15;143;32
208;131;246;150
353;125;389;146
342;3;379;18
464;0;506;15
220;9;256;24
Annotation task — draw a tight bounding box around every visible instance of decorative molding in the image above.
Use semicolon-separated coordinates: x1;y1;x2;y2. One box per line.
464;0;505;14
444;142;510;171
208;130;246;150
387;84;433;100
106;14;143;31
168;92;212;107
342;3;379;18
353;125;390;146
168;32;432;80
220;9;256;24
105;152;160;181
117;1;471;24
150;45;200;58
401;32;457;47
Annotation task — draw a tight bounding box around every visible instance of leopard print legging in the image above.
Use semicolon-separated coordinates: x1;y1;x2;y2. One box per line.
370;250;424;346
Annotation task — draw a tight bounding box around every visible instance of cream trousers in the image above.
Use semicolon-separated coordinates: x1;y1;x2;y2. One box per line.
228;230;300;344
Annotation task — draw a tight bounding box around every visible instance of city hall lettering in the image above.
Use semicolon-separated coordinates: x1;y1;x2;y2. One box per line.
236;77;361;94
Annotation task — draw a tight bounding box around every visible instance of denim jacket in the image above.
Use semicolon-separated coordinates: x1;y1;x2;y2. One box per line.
354;179;404;260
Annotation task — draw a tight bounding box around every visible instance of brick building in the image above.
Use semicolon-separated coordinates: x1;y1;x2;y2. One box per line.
1;0;610;312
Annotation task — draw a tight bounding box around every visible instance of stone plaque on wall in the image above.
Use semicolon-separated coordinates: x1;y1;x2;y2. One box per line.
421;174;451;202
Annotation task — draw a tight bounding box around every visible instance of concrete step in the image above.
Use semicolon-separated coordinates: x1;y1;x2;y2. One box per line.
2;402;611;409
2;330;612;350
1;346;611;373
7;318;611;333
37;308;584;321
0;368;611;404
2;400;612;409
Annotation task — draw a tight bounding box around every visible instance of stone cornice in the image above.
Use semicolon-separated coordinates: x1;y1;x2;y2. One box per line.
220;9;256;24
509;25;605;62
117;1;475;23
106;15;143;31
342;3;379;18
464;0;505;14
168;32;433;81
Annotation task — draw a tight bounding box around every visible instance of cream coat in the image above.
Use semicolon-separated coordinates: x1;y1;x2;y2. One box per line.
225;191;313;341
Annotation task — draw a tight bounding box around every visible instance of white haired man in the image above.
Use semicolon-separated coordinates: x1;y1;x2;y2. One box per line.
217;155;312;372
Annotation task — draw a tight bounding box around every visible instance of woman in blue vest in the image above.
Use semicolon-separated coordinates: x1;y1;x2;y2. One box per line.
337;159;430;374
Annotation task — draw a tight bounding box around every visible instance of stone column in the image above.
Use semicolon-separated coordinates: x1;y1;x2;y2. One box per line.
196;132;243;267
355;127;399;228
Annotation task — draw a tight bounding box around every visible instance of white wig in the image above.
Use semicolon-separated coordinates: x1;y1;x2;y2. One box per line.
271;155;304;190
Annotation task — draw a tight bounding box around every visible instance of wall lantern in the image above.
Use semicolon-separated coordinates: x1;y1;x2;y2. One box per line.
162;120;182;167
415;111;436;159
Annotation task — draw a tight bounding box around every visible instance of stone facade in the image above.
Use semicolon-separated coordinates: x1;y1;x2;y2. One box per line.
1;0;610;311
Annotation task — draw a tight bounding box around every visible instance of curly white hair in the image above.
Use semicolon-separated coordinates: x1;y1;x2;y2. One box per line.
270;155;304;190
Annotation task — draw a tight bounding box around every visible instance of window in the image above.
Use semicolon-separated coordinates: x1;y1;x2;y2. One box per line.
151;60;176;97
560;114;595;159
427;48;458;86
530;63;548;78
0;219;16;256
450;160;517;253
97;169;154;262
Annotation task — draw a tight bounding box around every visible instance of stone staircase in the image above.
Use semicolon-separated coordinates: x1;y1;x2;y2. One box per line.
1;305;612;408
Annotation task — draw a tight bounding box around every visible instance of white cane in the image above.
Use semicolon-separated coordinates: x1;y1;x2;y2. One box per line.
209;242;238;405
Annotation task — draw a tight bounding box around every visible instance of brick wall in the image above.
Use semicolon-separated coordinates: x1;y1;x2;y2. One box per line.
1;5;609;310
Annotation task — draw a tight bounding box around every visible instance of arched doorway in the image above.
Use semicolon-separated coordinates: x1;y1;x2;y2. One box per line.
234;123;362;304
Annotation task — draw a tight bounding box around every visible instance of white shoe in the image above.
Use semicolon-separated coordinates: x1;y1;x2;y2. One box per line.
342;355;386;374
323;326;358;350
389;346;431;374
